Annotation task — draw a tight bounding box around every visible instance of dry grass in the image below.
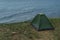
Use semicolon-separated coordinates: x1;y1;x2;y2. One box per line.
0;18;60;40
50;18;60;40
0;21;40;40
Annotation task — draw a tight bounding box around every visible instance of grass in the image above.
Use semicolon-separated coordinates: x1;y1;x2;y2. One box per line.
0;21;40;40
0;18;60;40
50;18;60;40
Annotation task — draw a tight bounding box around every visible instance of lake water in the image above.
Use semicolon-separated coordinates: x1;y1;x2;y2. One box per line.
0;0;60;23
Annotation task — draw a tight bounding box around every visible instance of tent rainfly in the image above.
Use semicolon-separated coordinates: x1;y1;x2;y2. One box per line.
31;13;54;31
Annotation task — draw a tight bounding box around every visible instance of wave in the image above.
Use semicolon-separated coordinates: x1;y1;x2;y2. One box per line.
0;8;42;23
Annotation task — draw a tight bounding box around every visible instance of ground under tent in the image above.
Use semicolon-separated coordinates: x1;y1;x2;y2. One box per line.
31;13;54;31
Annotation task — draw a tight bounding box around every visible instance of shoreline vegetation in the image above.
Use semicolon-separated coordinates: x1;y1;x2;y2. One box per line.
0;18;60;40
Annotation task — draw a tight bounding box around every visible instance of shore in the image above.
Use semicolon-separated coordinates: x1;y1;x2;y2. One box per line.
0;18;60;40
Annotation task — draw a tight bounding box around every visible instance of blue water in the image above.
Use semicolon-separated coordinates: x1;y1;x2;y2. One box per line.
0;0;60;23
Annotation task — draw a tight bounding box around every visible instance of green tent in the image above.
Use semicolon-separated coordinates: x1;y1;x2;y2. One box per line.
31;13;54;31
